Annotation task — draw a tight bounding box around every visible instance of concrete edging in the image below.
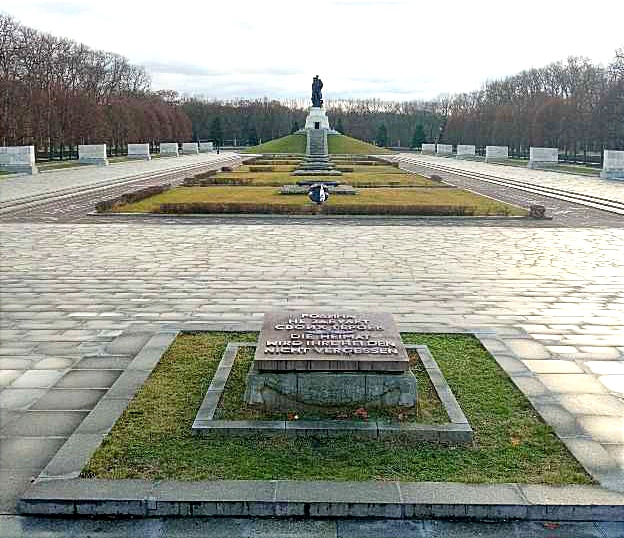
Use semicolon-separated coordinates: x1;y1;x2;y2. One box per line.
17;324;624;519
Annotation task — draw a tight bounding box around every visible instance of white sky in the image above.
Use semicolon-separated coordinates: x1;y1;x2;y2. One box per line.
3;0;622;102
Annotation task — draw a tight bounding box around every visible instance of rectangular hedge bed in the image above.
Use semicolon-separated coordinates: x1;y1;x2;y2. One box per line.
107;187;526;216
81;332;591;484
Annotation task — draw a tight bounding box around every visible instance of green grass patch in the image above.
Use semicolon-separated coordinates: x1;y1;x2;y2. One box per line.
328;134;392;155
243;134;306;154
111;185;525;216
216;347;447;424
82;332;592;484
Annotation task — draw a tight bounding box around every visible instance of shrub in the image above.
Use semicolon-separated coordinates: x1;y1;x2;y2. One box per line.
249;166;274;172
96;184;171;212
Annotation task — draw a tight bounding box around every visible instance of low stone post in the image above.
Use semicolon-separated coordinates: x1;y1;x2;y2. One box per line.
601;150;624;180
199;142;214;152
456;145;476;159
127;143;151;160
485;146;508;162
528;147;558;169
78;144;108;165
182;142;199;154
421;143;436;154
0;145;38;174
436;144;453;155
160;143;179;157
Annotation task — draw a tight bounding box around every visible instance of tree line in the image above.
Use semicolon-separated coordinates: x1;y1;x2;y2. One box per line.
441;53;624;161
0;14;191;158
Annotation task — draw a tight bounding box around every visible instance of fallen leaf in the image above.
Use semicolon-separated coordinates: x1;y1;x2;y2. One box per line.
543;522;560;530
354;407;369;420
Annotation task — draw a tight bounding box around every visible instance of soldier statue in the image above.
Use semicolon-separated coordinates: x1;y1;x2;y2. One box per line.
311;75;323;108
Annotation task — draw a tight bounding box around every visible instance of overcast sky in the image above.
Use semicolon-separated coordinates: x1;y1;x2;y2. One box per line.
3;0;623;102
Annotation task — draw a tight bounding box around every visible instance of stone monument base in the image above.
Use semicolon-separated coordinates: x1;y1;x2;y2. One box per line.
304;107;331;130
244;363;417;411
600;170;624;180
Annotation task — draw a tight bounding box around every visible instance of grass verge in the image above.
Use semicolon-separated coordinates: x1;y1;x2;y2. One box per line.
82;332;592;484
243;134;306;154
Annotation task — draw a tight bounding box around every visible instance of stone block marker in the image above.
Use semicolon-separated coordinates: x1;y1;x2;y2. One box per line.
456;144;476;159
78;144;108;166
485;145;509;162
182;142;199;154
0;145;37;174
421;143;436;154
159;142;179;157
127;143;151;160
528;147;558;169
601;150;624;180
199;142;214;152
436;144;453;155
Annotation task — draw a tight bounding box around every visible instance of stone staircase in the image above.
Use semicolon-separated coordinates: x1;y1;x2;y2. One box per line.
291;129;342;176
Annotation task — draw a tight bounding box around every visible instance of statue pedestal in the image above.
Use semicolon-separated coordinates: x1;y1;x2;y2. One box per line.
304;107;330;130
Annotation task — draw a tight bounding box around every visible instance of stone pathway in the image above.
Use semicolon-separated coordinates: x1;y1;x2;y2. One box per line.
399;153;624;203
0;156;623;528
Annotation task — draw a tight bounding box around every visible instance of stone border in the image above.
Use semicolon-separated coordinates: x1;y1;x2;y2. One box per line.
17;325;624;519
191;343;472;442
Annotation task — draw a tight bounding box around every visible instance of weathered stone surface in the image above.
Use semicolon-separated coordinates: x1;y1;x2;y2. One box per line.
436;144;453;155
159;142;179;156
78;144;108;166
255;311;409;372
485;145;508;161
199;142;214;152
0;145;37;174
528;147;558;168
181;142;199;154
127;143;151;160
601;150;624;180
456;144;476;158
243;364;417;409
421;143;436;153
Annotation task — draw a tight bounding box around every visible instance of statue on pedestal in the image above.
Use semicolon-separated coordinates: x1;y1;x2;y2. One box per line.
311;75;323;108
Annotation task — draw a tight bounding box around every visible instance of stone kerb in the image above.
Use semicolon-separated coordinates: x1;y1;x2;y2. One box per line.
528;147;558;169
456;145;476;159
436;144;453;155
160;142;179;157
0;145;37;174
182;142;199;154
199;142;214;152
78;144;108;166
601;150;624;180
421;143;436;154
127;143;151;160
485;145;509;162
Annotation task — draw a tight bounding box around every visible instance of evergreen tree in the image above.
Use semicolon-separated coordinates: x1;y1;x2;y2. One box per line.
375;124;388;147
410;124;426;148
290;121;300;134
209;116;224;145
247;125;258;145
335;117;345;134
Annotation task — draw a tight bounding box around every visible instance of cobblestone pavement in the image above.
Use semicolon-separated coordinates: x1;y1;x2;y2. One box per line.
0;153;235;203
0;157;623;530
398;153;624;203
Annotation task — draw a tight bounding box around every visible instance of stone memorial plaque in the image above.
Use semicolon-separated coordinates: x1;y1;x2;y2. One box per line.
255;311;409;372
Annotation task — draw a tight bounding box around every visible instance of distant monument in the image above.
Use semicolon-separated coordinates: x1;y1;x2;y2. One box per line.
311;75;323;107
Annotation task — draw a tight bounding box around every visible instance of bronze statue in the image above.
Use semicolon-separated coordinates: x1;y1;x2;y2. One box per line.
311;75;323;107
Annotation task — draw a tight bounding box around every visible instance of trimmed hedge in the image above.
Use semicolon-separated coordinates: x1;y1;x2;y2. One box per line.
249;166;274;172
96;184;171;212
184;177;254;186
157;202;492;216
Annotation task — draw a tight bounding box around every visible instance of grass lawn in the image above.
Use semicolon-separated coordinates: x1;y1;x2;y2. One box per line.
243;134;306;154
215;164;436;187
111;185;525;216
328;134;392;155
82;332;592;484
217;346;447;423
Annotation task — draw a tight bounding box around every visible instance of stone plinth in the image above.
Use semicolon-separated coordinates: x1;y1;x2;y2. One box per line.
436;144;453;155
182;142;199;154
485;145;508;162
456;145;476;159
304;107;330;130
255;311;409;372
160;142;179;156
127;143;151;160
0;145;37;174
601;150;624;180
78;144;108;166
244;364;417;410
421;144;436;154
528;147;558;169
199;142;214;152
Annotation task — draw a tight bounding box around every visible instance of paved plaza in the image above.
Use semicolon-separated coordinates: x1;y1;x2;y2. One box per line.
0;156;623;534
